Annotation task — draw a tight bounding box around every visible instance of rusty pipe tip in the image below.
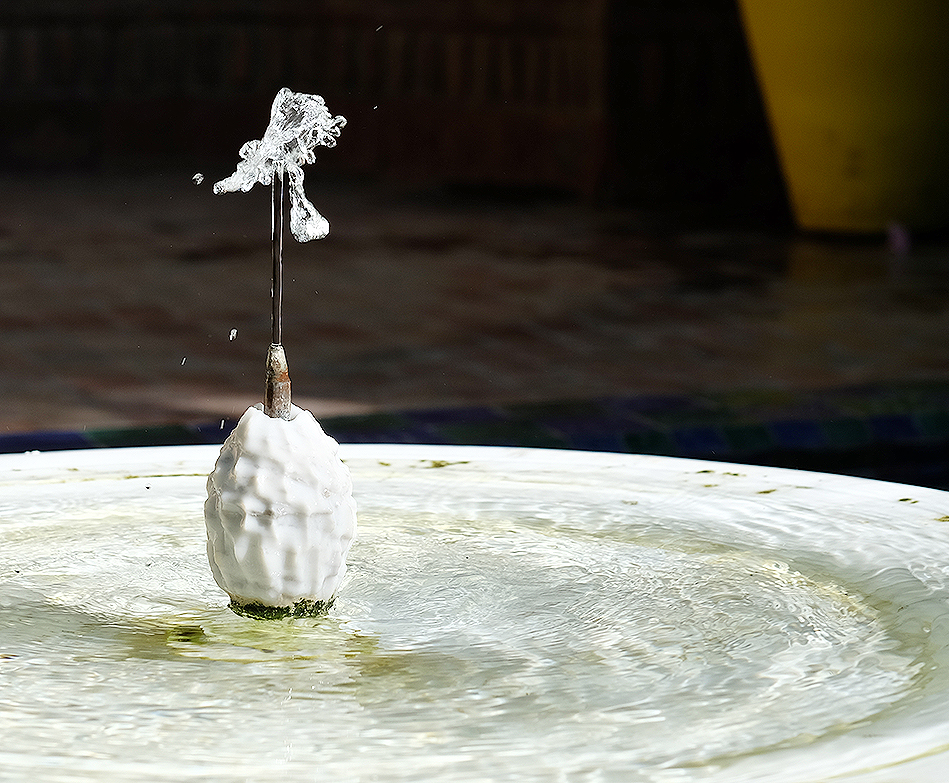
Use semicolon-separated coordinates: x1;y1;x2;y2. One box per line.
264;343;292;420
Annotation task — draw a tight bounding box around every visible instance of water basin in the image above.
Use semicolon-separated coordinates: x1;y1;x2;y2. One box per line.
2;444;949;782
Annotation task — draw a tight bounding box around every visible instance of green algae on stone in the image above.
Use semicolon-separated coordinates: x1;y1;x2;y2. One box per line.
229;598;335;620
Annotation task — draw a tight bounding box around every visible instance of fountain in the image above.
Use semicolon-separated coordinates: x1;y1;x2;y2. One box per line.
3;89;949;781
3;445;949;780
203;88;355;618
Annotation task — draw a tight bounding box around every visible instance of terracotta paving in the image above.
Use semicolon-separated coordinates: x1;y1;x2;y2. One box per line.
2;169;949;439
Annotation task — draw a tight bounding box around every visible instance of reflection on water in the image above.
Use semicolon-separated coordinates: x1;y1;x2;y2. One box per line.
2;457;949;781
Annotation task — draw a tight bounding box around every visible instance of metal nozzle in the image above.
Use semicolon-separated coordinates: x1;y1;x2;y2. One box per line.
264;343;291;419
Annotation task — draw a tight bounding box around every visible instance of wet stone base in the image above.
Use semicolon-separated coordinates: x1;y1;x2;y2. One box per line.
229;598;334;620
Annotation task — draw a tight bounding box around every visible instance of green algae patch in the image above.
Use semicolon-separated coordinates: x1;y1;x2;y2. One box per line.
229;598;334;620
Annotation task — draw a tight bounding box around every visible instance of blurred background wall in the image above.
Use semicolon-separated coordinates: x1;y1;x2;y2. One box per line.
0;0;787;222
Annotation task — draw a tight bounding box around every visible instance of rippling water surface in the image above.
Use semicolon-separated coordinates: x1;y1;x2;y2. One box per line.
2;446;949;782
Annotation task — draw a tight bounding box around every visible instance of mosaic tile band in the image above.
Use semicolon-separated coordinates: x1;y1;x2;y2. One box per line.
5;382;949;489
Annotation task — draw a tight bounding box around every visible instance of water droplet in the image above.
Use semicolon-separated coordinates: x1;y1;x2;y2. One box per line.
212;88;345;243
287;163;329;241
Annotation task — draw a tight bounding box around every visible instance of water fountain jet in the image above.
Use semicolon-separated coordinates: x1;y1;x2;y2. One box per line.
203;88;354;618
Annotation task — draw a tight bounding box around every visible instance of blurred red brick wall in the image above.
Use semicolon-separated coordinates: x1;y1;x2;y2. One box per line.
0;0;783;213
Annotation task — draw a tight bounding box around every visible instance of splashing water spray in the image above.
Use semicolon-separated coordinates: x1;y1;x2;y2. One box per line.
202;88;356;619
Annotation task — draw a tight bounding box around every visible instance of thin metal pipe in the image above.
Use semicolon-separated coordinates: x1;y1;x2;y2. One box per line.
264;165;291;419
271;165;285;346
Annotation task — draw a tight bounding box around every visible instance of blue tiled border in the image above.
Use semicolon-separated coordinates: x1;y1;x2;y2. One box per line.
5;382;949;488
